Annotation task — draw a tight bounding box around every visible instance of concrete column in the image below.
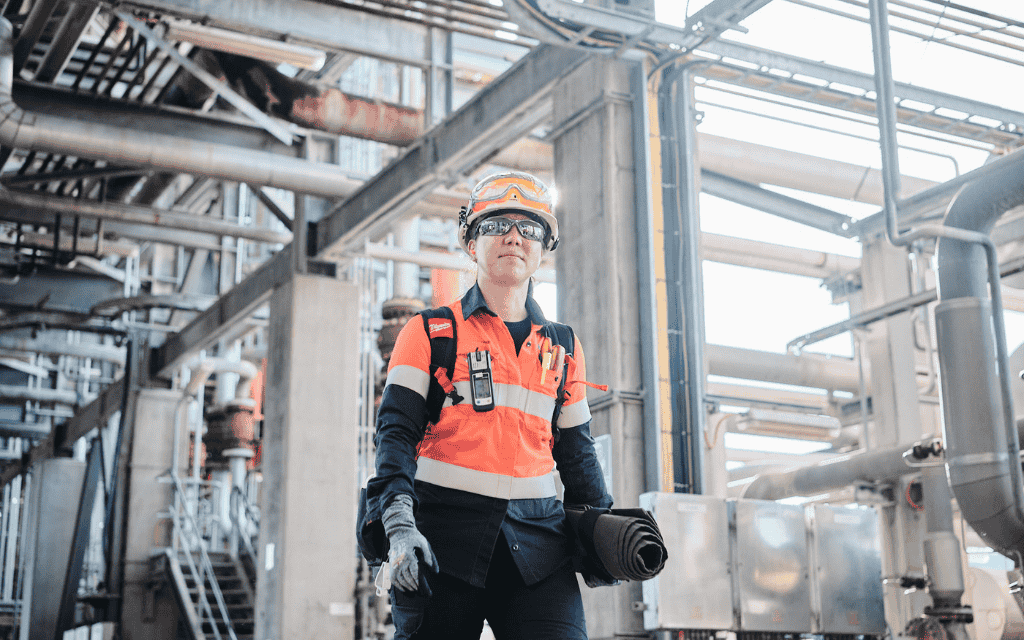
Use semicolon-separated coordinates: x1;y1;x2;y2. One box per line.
392;215;421;299
256;274;360;639
20;458;85;640
121;388;188;640
861;239;922;446
859;239;930;631
425;27;453;127
552;55;648;640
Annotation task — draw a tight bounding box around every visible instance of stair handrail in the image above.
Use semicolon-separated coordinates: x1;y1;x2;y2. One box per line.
171;472;240;640
229;486;259;570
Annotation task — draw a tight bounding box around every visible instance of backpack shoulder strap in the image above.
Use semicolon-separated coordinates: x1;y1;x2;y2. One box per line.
544;322;576;442
419;306;462;425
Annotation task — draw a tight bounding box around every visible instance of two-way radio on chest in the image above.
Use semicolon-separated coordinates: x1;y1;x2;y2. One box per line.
467;350;495;411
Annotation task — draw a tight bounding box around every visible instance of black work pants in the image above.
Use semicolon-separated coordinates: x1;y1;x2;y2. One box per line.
391;533;588;640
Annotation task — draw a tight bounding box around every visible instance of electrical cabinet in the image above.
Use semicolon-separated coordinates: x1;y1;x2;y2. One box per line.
640;492;734;630
641;493;885;636
809;505;886;635
732;499;812;632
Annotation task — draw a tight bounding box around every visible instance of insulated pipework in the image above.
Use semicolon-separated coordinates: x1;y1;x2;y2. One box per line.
920;463;965;611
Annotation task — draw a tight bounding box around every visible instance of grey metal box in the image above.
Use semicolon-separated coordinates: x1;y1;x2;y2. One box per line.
732;499;812;633
640;492;733;631
809;505;886;635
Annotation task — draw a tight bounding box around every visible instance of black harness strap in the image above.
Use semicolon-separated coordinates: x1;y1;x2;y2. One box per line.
420;310;577;439
420;307;461;426
544;322;575;444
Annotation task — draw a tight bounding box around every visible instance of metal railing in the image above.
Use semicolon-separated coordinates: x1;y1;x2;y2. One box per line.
169;474;240;640
229;486;260;569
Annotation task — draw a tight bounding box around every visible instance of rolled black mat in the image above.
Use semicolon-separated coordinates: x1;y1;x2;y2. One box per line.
565;507;668;582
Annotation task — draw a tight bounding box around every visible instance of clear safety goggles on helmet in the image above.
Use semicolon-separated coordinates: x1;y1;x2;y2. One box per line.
473;216;548;243
468;174;553;216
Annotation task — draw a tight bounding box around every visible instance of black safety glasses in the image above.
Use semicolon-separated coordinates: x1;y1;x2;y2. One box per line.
474;216;547;243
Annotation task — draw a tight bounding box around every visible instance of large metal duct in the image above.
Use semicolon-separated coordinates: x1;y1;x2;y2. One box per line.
934;148;1024;558
0;19;363;200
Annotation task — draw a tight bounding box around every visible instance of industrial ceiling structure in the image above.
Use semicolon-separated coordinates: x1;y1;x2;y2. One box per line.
0;0;1022;639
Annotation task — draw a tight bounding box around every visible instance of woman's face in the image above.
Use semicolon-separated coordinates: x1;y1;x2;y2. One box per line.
467;212;544;288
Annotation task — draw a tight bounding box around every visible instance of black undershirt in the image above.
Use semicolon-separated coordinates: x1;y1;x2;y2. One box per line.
505;317;532;355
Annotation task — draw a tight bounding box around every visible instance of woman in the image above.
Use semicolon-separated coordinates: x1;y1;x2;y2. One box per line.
366;171;613;640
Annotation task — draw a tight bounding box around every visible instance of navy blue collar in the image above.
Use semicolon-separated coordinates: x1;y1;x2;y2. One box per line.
461;281;548;325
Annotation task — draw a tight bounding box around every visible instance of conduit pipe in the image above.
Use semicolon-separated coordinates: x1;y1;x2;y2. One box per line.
0;18;378;201
741;439;925;500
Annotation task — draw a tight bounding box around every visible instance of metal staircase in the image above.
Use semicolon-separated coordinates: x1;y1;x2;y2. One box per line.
158;548;255;640
150;473;261;640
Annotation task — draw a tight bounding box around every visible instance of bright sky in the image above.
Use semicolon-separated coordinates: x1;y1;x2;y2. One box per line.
652;0;1024;358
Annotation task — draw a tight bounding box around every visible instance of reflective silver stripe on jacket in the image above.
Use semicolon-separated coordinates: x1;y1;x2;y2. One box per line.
385;364;430;399
557;399;591;429
444;381;557;421
415;456;556;499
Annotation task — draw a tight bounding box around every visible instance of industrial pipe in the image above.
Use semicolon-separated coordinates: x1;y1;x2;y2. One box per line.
0;188;292;245
701;231;860;279
741;439;925;500
934;148;1024;558
921;464;966;609
0;18;383;200
184;357;258;401
0;334;125;363
706;343;864;393
0;383;77;405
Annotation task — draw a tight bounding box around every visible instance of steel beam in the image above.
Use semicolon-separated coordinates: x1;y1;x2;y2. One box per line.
121;0;432;66
153;44;586;378
315;44;587;258
699;39;1024;141
702;169;854;235
150;246;293;377
33;3;99;83
115;11;294;145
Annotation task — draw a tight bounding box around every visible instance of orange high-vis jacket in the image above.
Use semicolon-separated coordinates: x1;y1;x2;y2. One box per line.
385;297;592;500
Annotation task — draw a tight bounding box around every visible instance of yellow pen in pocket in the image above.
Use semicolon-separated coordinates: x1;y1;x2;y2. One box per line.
539;337;552;384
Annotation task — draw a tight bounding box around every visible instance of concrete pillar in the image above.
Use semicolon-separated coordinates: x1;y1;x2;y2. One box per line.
256;274;360;639
121;388;188;640
552;55;648;640
861;239;922;446
20;458;85;640
859;239;930;631
392;215;421;299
